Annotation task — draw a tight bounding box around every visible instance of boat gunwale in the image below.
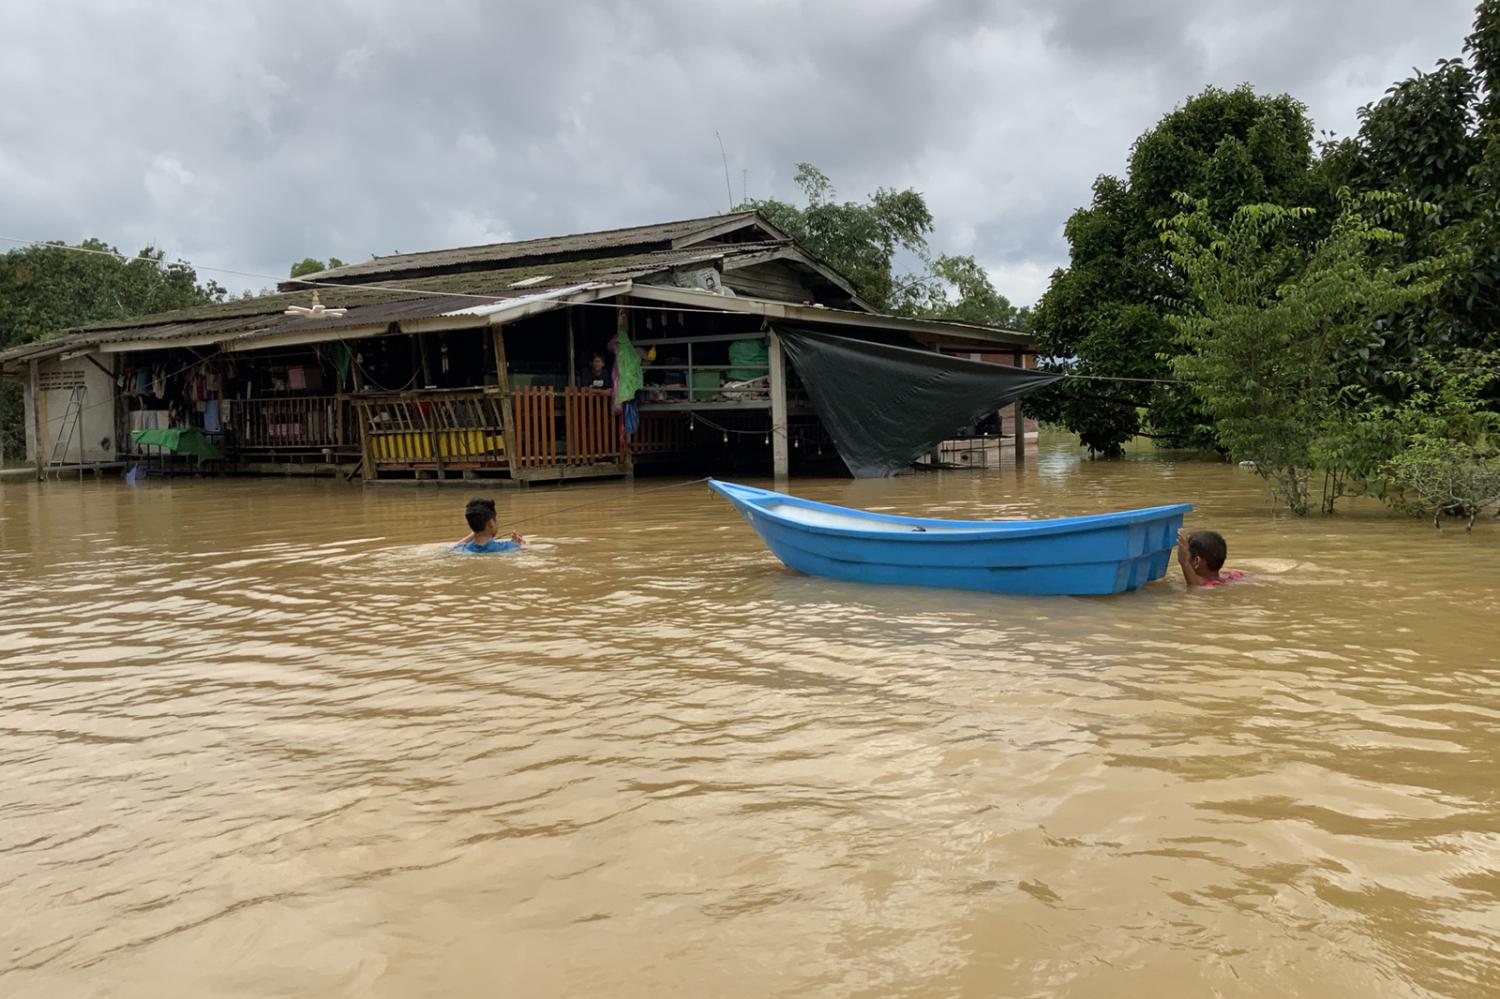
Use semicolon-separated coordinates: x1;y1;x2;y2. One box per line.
707;480;1192;543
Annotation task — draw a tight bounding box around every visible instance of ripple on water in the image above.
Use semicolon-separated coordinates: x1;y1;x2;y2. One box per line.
0;455;1498;997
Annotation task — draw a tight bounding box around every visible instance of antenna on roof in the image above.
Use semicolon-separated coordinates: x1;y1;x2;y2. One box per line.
715;131;734;211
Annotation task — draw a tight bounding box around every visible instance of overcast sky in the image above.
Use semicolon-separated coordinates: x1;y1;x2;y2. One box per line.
0;1;1484;305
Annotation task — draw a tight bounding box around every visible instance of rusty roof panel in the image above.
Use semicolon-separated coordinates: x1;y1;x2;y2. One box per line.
287;211;772;285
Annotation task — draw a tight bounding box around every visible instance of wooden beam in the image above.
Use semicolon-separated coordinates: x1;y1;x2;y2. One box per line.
1012;349;1026;462
566;308;577;389
768;330;789;481
624;284;1035;350
417;334;434;388
491;323;522;482
28;359;42;479
617;304;634;478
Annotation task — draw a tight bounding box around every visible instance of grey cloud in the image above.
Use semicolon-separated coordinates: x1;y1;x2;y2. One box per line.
0;0;1484;307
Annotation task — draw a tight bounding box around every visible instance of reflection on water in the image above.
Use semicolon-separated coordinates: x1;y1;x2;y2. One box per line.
1;437;1498;998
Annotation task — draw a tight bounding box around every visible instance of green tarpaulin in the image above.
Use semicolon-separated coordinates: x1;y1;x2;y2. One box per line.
613;331;644;406
727;338;769;381
130;427;224;461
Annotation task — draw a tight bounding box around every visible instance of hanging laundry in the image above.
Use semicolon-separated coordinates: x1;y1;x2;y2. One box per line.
288;367;307;391
203;399;221;432
151;367;165;399
135;369;151;396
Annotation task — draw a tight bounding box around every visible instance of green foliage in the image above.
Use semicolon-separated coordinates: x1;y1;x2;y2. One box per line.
1330;3;1500;364
1033;85;1323;455
743;163;1032;331
740;164;933;310
289;257;346;278
1163;193;1450;515
0;240;224;462
1469;1;1500;125
891;253;1032;329
1382;350;1500;529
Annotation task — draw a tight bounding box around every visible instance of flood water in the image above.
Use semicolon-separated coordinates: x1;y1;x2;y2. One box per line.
2;437;1498;998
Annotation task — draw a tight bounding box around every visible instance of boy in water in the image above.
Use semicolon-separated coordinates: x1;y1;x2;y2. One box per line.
454;497;524;554
1177;528;1244;588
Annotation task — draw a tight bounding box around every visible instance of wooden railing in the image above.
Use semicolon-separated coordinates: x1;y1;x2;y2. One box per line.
632;411;688;455
232;396;344;451
354;392;507;468
513;386;559;468
563;387;620;465
352;386;683;476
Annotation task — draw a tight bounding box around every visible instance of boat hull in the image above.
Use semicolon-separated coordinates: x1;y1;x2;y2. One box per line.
709;480;1190;597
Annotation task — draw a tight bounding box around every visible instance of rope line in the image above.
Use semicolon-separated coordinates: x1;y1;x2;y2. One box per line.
500;476;712;532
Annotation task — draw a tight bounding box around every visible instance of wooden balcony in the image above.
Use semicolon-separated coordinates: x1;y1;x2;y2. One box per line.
229;395;349;455
350;387;686;481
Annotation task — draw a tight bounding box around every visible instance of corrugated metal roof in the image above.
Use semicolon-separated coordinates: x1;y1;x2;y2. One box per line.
0;244;768;367
290;211;776;285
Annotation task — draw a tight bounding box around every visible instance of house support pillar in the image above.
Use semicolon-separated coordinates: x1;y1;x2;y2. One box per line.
29;359;42;480
768;330;789;481
1011;349;1026;463
492;323;523;483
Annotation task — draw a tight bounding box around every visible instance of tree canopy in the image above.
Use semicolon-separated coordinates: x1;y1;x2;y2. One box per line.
741;163;1030;329
1030;84;1323;455
289;256;346;278
0;240;224;352
0;240;227;461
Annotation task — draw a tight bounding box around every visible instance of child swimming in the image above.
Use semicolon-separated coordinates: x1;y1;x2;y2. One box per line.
454;497;524;554
1177;528;1244;588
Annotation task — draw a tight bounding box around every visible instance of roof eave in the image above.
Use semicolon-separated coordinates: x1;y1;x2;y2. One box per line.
623;284;1034;348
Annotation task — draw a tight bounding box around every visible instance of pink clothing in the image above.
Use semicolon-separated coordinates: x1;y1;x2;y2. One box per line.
1200;569;1245;588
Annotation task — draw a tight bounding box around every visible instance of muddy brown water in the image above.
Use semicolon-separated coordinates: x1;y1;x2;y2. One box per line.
1;437;1498;998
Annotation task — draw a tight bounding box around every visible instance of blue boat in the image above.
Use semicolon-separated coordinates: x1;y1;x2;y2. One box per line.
708;480;1191;597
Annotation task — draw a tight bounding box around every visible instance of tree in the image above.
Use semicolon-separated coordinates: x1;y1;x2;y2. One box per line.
743;163;1034;330
891;253;1032;329
1032;85;1324;455
0;240;224;462
1322;1;1500;375
1382;350;1500;530
289;257;346;278
1162;192;1450;514
740;163;933;311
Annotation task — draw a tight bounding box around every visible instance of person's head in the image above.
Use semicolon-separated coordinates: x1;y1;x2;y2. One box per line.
465;496;498;534
1187;530;1228;576
590;353;606;374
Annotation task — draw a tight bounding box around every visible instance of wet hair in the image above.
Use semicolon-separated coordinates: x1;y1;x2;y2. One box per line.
465;497;497;533
1188;530;1228;572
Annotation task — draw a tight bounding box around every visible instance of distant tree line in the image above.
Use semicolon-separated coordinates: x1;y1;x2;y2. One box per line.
0;246;349;462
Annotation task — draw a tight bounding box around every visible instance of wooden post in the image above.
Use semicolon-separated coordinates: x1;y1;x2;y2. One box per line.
417;334;434;388
492;323;522;482
1012;349;1026;462
617;304;634;479
768;330;789;481
566;308;577;389
29;359;43;480
359;402;374;483
349;351;372;481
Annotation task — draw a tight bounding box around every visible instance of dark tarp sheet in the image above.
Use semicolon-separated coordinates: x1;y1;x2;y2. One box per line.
775;326;1060;478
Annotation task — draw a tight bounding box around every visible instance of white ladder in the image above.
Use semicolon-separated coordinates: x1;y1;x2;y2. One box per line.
48;385;87;467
